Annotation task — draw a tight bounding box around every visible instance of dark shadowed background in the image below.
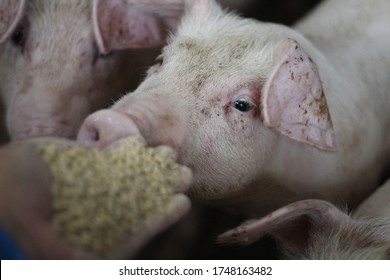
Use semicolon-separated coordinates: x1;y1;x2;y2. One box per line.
241;0;323;25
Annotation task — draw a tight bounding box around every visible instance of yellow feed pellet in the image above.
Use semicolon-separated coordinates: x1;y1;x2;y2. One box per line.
37;137;184;257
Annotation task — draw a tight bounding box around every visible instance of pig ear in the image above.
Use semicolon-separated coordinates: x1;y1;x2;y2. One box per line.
93;0;184;54
262;38;337;151
185;0;225;21
0;0;27;44
218;199;349;255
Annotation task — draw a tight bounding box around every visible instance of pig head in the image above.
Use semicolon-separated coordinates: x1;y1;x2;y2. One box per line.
0;0;183;142
77;0;390;215
219;179;390;259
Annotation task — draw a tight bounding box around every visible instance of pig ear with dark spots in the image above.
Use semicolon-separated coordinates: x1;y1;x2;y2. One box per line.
262;38;337;151
218;199;349;257
0;0;27;44
93;0;184;55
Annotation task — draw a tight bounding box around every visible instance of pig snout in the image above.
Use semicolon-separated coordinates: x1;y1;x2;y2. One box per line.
77;109;142;149
78;96;184;152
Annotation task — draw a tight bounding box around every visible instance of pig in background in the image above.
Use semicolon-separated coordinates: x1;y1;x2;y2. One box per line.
0;0;183;143
78;0;390;216
219;179;390;259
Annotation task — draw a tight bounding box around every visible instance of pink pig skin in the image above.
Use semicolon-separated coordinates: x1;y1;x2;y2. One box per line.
78;0;390;216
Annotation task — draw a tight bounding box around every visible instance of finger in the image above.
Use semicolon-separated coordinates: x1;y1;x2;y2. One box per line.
154;145;178;161
154;145;193;193
176;166;193;193
111;194;191;259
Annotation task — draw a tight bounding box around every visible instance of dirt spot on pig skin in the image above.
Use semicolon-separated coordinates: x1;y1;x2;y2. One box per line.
201;108;211;118
290;71;295;81
192;73;212;95
314;91;329;116
178;41;197;50
240;119;248;131
223;103;232;114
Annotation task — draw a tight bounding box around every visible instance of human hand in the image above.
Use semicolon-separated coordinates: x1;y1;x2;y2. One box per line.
0;136;192;259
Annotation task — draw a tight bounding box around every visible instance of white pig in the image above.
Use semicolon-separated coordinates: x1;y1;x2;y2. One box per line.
77;0;390;216
0;0;183;142
219;179;390;259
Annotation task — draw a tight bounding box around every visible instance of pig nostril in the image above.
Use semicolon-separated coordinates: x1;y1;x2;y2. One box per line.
77;122;103;147
90;129;100;143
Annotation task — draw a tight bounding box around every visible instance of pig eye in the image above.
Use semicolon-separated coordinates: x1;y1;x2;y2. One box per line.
11;23;28;48
234;99;254;112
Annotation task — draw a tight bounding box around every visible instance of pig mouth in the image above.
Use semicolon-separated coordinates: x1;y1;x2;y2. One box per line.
120;111;158;145
9;122;78;141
